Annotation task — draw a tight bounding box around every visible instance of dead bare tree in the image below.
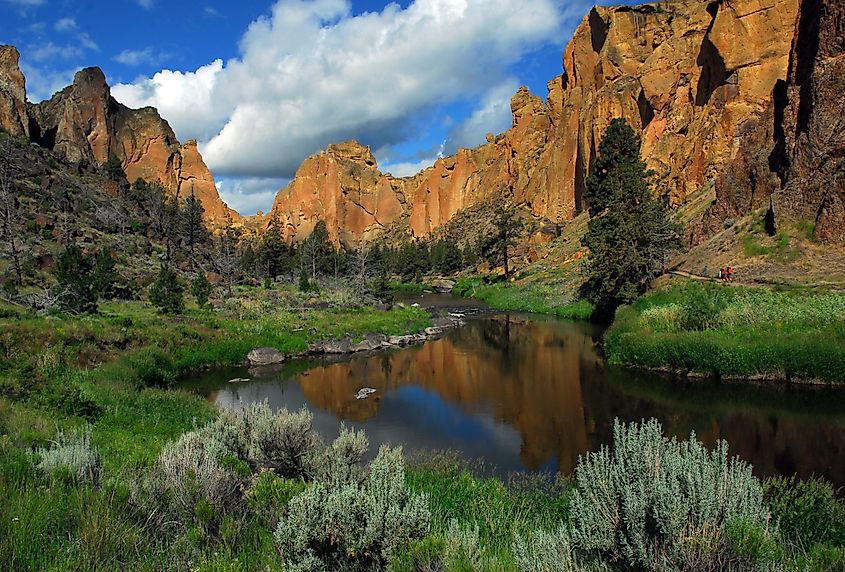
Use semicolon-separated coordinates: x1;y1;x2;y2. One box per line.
0;138;25;286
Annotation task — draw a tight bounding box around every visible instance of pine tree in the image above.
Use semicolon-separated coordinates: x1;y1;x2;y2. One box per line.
91;248;118;300
191;272;213;309
259;215;292;279
149;265;184;315
582;118;684;319
56;244;97;313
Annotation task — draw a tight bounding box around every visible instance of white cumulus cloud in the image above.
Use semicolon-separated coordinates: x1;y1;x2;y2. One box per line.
113;0;567;183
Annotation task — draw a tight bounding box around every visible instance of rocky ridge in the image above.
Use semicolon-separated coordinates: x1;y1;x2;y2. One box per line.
267;0;815;245
0;47;236;225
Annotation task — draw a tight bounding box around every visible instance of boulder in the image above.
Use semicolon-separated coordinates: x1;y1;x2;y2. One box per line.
247;347;286;366
431;279;456;293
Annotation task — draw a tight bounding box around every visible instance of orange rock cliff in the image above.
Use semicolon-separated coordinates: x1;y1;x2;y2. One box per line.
0;47;237;225
267;0;843;245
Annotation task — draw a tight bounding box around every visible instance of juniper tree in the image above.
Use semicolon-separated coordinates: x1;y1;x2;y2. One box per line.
182;189;207;253
191;272;213;309
149;265;184;315
56;244;97;314
91;247;118;300
582;119;683;319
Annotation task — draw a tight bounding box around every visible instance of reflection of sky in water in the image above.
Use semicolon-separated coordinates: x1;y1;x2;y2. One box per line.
191;314;845;486
218;376;528;475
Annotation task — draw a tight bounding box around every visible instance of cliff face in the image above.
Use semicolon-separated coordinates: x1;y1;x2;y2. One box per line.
703;0;845;243
268;0;802;244
0;46;29;139
0;51;236;224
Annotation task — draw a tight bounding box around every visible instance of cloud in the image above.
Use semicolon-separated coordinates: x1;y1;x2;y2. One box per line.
113;47;165;67
19;62;76;102
204;6;222;17
136;0;154;9
2;0;45;6
443;79;520;155
54;17;76;32
113;0;568;183
215;177;289;215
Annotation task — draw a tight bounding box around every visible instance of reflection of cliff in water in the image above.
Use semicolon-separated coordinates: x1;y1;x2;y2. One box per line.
295;316;602;473
582;370;845;487
201;315;845;487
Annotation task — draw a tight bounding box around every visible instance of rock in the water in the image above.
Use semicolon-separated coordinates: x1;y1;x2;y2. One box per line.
247;347;286;366
355;387;377;400
431;279;455;293
228;378;250;384
323;338;353;354
424;327;444;336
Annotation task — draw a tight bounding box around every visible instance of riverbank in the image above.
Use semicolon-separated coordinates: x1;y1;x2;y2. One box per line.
605;278;845;383
452;276;594;320
2;285;845;569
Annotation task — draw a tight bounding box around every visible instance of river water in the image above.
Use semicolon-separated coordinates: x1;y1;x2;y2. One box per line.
183;296;845;487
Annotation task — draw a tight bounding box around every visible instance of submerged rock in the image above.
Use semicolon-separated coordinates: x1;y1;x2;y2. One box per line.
228;377;250;384
247;347;286;366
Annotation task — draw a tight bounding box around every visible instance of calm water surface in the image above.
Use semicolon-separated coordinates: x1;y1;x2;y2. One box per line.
183;301;845;487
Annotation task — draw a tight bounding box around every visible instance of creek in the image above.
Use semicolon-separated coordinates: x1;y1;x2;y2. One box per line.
182;294;845;487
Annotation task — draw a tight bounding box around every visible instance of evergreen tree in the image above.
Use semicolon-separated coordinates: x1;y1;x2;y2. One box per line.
91;248;118;300
582;118;683;319
149;265;184;314
302;220;334;278
299;268;314;293
259;215;292;279
191;272;213;309
431;237;462;275
103;155;126;181
56;244;97;313
182;189;207;253
492;201;524;280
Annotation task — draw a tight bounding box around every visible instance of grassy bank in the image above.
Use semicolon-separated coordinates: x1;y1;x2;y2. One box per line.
605;279;845;382
453;277;594;320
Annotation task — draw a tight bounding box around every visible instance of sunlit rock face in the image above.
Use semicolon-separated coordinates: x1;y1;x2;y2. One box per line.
266;0;802;244
0;46;29;139
701;0;845;243
12;61;236;224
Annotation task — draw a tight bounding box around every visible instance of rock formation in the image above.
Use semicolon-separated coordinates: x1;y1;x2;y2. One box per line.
268;0;805;244
702;0;845;243
0;46;29;139
0;49;236;224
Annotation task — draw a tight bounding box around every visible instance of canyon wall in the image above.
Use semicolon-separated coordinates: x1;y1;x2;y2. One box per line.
0;49;236;224
268;0;804;244
702;0;845;243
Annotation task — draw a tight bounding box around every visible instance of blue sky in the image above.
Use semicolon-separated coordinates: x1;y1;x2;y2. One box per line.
1;0;614;214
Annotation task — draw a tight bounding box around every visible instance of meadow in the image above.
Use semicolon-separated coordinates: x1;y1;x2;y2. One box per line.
604;280;845;382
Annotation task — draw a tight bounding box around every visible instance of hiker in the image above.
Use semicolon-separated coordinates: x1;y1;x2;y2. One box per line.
727;266;733;282
719;268;725;281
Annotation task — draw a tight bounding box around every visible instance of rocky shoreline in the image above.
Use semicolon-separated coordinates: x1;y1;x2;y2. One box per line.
245;306;480;369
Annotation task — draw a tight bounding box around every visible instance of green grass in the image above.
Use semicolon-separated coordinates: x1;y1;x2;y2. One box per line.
453;277;594;320
605;280;845;382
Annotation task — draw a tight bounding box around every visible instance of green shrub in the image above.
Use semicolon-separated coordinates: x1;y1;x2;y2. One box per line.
763;476;845;548
33;426;102;486
247;472;307;529
274;445;430;571
51;384;101;420
128;348;176;389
